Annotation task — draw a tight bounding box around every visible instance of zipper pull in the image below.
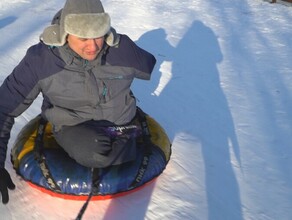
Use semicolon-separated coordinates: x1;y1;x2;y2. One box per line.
101;82;107;102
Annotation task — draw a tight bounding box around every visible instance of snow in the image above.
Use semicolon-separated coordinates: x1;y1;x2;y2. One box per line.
0;0;292;219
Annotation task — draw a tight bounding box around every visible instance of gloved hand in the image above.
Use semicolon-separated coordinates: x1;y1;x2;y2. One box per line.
95;134;112;155
0;168;15;204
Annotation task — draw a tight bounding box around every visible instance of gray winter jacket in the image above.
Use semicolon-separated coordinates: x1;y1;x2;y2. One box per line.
0;34;156;168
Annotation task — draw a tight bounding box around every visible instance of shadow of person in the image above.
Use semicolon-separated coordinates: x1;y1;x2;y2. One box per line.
0;16;17;29
155;21;243;219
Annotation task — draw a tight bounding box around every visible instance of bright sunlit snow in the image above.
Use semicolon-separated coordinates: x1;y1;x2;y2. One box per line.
0;0;292;219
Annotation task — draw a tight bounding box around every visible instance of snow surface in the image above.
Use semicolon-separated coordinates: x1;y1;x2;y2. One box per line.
1;0;292;219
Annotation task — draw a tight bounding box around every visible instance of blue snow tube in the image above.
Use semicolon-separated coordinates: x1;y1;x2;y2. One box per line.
11;112;171;200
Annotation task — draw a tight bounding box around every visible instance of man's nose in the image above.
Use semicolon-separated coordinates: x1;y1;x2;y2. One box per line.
87;39;98;51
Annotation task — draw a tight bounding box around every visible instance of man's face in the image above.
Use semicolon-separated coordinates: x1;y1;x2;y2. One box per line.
67;34;105;61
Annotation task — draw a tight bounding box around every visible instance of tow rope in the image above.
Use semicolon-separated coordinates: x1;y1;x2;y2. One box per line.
75;168;101;220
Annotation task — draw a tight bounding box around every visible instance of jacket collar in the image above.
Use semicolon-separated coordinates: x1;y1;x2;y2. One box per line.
57;43;104;69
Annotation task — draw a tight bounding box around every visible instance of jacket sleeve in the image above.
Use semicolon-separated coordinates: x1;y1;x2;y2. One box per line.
0;49;41;168
106;34;156;80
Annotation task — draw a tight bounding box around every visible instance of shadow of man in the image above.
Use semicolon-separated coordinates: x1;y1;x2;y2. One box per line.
156;20;244;220
0;16;17;29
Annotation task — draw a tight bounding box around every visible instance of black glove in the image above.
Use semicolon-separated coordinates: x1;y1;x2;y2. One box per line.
0;168;15;204
95;134;112;155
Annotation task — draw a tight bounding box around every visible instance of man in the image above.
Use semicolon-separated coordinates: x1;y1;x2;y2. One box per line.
0;0;156;204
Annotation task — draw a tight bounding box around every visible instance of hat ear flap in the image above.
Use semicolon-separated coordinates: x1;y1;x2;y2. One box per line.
40;25;67;46
105;27;120;47
40;9;68;46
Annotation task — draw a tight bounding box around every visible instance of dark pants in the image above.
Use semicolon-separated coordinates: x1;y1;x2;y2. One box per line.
53;120;137;168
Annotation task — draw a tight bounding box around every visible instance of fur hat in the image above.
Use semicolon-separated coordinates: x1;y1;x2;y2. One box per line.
40;0;114;46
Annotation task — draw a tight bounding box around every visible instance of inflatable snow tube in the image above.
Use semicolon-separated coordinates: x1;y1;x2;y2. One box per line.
11;113;171;200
